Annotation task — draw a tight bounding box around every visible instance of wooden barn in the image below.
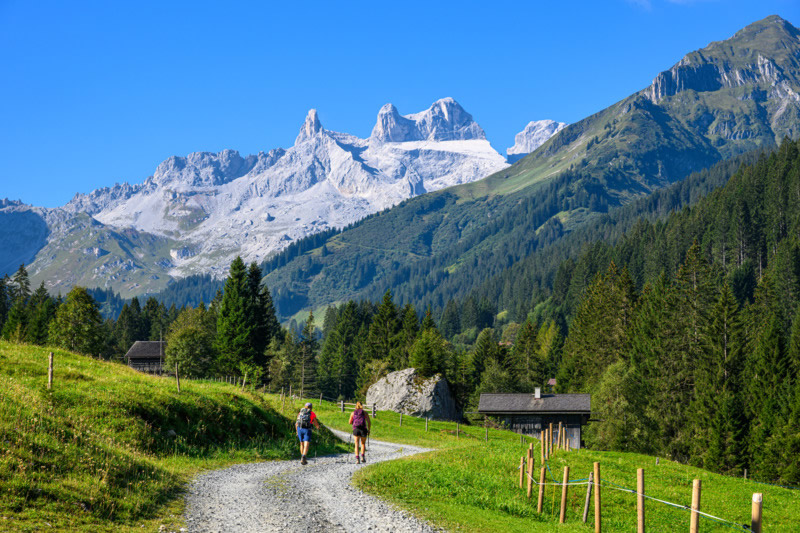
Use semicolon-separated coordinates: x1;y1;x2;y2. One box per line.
478;388;591;449
124;341;166;374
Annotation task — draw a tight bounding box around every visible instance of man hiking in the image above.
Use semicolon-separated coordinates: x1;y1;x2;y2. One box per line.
348;401;371;464
296;402;320;465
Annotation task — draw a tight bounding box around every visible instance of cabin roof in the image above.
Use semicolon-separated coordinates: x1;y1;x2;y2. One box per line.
478;393;591;414
124;341;166;360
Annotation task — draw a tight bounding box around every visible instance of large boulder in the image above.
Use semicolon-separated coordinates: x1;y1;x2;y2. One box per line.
366;368;459;420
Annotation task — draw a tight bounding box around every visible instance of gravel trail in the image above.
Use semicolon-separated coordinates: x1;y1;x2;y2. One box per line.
184;428;437;532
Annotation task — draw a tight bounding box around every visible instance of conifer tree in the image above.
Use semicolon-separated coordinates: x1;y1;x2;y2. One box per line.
409;328;448;378
691;283;745;473
0;276;9;332
25;283;56;345
296;311;318;397
215;257;256;374
318;301;359;399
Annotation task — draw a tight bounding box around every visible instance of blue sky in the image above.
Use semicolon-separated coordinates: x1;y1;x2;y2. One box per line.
1;0;798;207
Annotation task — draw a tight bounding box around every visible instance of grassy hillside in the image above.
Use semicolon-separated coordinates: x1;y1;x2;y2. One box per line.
0;342;347;532
299;396;800;532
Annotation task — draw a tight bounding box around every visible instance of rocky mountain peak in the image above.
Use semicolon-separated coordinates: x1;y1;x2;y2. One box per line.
506;120;568;163
295;109;324;145
370;103;416;143
407;97;486;141
646;15;800;103
370;98;486;143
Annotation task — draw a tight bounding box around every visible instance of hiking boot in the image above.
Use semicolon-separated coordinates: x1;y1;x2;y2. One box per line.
356;456;361;464
361;454;366;463
301;456;307;465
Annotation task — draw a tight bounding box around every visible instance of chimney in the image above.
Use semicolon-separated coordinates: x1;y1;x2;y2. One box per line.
534;387;541;399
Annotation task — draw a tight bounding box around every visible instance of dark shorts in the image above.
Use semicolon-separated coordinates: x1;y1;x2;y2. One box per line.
297;427;312;442
353;426;368;437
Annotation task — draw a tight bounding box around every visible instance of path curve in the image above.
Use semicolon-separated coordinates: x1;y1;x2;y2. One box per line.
184;428;436;532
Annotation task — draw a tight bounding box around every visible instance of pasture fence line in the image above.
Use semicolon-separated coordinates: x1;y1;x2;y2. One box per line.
513;453;765;532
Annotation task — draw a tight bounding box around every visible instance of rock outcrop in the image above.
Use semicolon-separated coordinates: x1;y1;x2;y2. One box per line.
366;368;459;420
506;119;567;163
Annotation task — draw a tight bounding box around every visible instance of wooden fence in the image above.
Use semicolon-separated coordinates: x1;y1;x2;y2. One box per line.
513;437;765;533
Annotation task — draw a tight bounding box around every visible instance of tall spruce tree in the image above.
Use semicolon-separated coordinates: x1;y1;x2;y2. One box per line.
296;311;318;397
215;257;256;375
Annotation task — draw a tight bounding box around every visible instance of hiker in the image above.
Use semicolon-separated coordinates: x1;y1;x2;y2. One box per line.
349;401;371;464
296;402;320;465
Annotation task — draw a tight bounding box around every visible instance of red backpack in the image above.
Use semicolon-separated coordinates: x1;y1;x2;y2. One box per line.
352;408;366;428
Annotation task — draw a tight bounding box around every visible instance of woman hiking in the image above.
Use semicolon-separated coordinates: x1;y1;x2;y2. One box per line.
348;401;371;464
295;402;320;465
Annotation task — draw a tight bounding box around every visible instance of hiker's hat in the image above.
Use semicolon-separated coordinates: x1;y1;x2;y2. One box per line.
305;402;312;408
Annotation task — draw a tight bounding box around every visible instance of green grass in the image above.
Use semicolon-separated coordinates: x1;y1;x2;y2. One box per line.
0;342;348;532
286;396;800;532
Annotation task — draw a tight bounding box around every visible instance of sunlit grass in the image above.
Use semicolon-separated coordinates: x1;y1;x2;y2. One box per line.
0;342;347;532
278;394;800;532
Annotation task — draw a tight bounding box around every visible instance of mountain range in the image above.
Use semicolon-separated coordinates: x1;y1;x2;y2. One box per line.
0;99;564;296
228;14;800;320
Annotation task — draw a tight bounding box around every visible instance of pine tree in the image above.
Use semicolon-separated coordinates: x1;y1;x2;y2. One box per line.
0;276;9;333
392;304;419;370
318;301;359;399
10;264;31;303
359;290;399;390
690;284;745;473
409;328;448;378
48;287;103;357
25;283;56;345
439;299;461;339
510;319;546;390
296;311;318;397
215;257;257;375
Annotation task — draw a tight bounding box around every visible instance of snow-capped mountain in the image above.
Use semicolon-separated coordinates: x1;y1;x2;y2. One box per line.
8;98;514;296
506;120;568;163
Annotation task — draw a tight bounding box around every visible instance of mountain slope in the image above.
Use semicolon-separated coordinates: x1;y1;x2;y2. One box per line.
3;98;532;297
245;15;800;318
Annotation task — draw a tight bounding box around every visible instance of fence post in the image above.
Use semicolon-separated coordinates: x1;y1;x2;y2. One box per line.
526;449;534;499
560;466;569;523
537;466;546;513
372;404;376;417
520;456;526;489
637;468;645;533
426;418;429;432
241;372;247;391
340;400;344;412
175;363;181;393
744;469;748;480
549;423;554;456
485;426;488;442
583;472;593;523
541;431;546;462
47;352;54;390
566;438;570;451
320;392;323;404
690;479;701;533
400;413;403;427
456;421;459;439
594;462;601;533
751;493;762;533
558;422;563;451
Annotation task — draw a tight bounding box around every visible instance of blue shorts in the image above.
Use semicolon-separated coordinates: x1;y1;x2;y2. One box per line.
297;427;312;442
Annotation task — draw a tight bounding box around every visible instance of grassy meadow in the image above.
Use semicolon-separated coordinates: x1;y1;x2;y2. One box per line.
0;342;347;532
296;396;800;532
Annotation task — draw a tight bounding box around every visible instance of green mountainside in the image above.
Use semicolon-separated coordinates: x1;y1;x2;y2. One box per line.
236;15;800;320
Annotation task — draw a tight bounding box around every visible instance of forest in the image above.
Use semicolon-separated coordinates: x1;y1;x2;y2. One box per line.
2;139;800;486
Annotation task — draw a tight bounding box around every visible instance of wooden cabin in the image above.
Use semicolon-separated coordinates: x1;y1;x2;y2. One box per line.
478;389;591;449
124;341;166;374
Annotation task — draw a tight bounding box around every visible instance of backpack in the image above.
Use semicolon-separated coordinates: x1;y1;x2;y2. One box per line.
352;408;366;429
297;408;312;429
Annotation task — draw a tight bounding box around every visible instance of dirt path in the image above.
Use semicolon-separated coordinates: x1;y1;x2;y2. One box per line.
184;428;436;532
